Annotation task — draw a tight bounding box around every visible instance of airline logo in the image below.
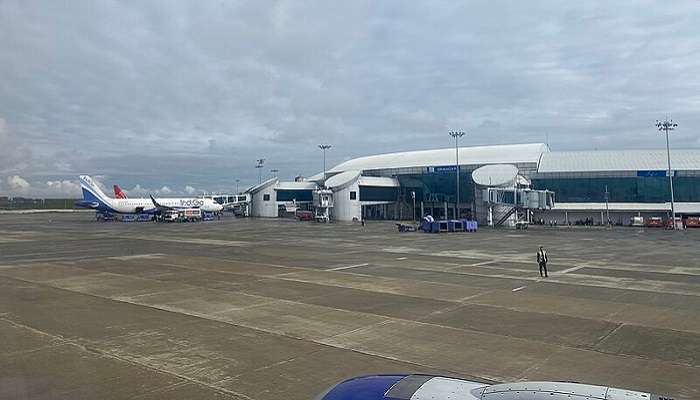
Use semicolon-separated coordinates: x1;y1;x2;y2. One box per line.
82;175;97;188
179;199;205;207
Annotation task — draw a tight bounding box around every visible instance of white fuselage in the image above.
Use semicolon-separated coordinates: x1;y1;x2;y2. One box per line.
108;197;222;214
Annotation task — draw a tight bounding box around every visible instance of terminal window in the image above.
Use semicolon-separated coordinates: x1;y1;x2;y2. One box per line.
263;194;270;201
350;191;357;200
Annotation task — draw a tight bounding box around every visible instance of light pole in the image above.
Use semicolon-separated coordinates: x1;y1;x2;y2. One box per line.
255;158;265;184
448;131;466;219
604;184;610;227
318;144;332;183
656;118;678;229
411;190;416;222
235;179;240;194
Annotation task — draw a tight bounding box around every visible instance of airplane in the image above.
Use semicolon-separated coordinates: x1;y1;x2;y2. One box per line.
113;184;127;199
76;175;223;214
314;374;672;400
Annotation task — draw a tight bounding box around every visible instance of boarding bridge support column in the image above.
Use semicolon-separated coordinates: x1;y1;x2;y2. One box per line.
420;201;424;218
444;202;448;219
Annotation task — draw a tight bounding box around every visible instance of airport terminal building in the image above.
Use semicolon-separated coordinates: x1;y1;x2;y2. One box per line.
245;143;700;225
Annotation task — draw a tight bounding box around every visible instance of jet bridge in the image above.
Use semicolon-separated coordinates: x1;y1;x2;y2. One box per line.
472;164;554;227
212;193;251;217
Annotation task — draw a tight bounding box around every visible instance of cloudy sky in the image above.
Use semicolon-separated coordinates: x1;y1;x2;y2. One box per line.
1;1;699;197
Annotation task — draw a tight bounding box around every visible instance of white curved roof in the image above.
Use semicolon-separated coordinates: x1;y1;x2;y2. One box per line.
472;164;519;187
538;149;700;173
246;178;278;194
324;170;361;189
328;143;548;173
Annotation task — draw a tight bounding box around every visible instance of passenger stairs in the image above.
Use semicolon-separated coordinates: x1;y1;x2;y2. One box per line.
482;187;554;227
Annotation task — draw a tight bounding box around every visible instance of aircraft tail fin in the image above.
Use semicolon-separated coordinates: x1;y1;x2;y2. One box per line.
114;184;127;199
79;175;113;207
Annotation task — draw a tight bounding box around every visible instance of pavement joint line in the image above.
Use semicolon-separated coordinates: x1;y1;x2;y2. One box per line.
107;253;166;260
324;319;394;340
326;263;370;271
516;347;565;379
592;323;626;348
0;255;115;264
209;299;283;315
511;286;527;292
468;260;499;267
457;289;496;303
120;286;209;301
555;265;586;275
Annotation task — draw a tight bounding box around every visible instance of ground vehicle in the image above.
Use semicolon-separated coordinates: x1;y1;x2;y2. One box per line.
630;216;644;227
296;210;314;221
646;217;663;227
161;210;179;222
180;208;201;222
96;211;116;221
686;216;700;228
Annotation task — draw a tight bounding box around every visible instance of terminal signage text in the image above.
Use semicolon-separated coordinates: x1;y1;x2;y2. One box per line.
430;165;458;173
636;170;677;177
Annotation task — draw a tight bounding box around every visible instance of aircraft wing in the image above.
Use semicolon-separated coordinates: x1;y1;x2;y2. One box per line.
149;195;173;211
150;195;206;210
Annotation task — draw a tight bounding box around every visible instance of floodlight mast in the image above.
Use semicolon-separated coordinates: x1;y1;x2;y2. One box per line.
318;144;332;184
656;118;678;229
255;158;265;184
448;131;466;219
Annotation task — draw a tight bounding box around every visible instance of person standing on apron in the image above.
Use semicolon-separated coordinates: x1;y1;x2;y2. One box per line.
537;246;548;278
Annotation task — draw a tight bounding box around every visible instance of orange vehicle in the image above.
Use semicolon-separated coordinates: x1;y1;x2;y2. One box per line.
646;217;664;227
685;216;700;228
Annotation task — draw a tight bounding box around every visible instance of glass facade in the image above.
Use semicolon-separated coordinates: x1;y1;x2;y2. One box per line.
276;189;313;202
397;173;475;204
359;186;398;202
532;176;700;202
387;172;700;204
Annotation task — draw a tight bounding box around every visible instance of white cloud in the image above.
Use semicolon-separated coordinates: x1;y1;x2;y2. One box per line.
7;175;31;191
46;179;81;196
184;185;196;195
125;184;148;197
157;186;172;195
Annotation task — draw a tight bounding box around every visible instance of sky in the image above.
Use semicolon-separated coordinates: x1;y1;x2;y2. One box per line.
1;0;699;197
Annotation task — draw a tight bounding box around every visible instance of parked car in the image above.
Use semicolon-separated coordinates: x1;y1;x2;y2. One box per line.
685;216;700;228
296;210;314;221
646;217;663;227
630;216;644;227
